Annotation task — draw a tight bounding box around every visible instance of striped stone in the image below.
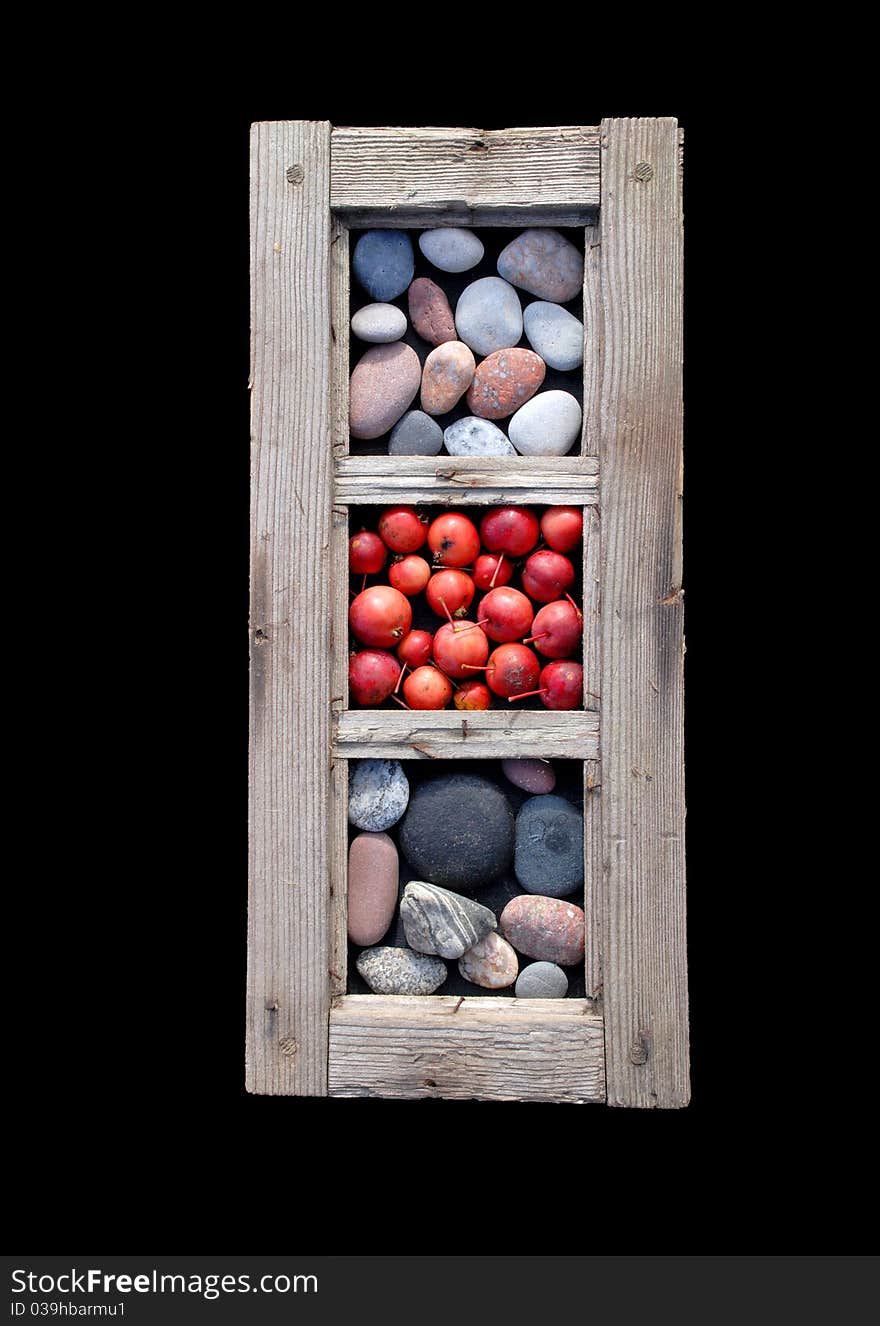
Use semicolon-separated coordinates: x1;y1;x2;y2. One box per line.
400;881;497;960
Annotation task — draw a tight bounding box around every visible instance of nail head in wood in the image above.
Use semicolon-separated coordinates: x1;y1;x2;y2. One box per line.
286;164;304;185
633;162;654;182
278;1036;298;1057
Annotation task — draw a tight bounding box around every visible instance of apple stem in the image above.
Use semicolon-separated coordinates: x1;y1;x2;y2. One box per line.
361;574;367;593
390;694;410;709
507;688;549;702
489;554;505;589
453;618;489;634
460;664;491;671
522;632;549;645
394;662;408;695
437;595;456;627
565;593;583;620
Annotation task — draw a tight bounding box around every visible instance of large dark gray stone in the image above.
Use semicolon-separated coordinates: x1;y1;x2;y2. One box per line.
514;794;584;898
398;773;515;891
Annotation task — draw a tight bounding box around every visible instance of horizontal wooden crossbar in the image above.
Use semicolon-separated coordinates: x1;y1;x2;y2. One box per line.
332;709;599;760
334;456;599;506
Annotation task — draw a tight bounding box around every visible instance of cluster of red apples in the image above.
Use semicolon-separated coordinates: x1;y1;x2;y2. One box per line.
348;505;585;711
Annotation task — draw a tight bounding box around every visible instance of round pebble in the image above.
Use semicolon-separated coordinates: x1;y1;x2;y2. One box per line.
454;276;523;357
523;301;584;371
421;341;476;416
347;832;399;946
515;794;584;898
350;303;408;344
443;417;516;457
508;390;582;456
499;895;585;966
398;773;515;891
466;348;546;420
419;228;485;273
352;230;414;301
356;947;447;995
501;759;556;795
389;410;444;456
515;961;568;999
458;932;519;990
497;229;584;303
349;343;421;440
348;759;410;832
408;277;456;346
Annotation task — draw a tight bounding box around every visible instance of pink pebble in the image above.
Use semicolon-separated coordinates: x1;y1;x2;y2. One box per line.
501;759;556;795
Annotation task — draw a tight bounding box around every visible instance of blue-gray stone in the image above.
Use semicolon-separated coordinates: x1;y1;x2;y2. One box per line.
522;302;584;371
356;947;447;995
351;302;408;343
508;390;582;456
419;228;484;273
400;881;496;959
348;759;410;832
443;416;516;456
514;794;584;898
515;961;569;999
454;276;523;356
352;230;415;301
389;410;444;456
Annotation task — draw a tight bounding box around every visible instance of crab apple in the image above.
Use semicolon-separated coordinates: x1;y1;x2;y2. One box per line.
540;506;583;553
349;530;387;575
426;569;475;621
539;660;583;709
525;598;582;658
479;586;534;643
404;665;453;710
388;555;431;596
427;512;481;568
453;680;491;711
432;622;490;679
473;553;514;592
479;506;540;557
482;644;541;699
349;584;412;648
378;506;427;554
397;629;433;669
521;549;576;603
348;649;401;705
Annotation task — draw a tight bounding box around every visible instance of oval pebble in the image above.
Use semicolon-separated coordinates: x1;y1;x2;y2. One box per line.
401;881;496;960
347;832;399;946
350;303;408;344
398;772;515;891
501;759;556;795
356;947;447;996
508;390;582;456
499;895;585;966
352;230;414;301
443;417;516;457
466;348;545;420
515;961;568;999
497;229;584;303
349;343;421;440
515;794;584;898
421;341;476;415
408;277;456;346
389;410;444;456
455;276;523;357
458;932;519;989
523;302;584;371
348;759;410;832
419;228;485;273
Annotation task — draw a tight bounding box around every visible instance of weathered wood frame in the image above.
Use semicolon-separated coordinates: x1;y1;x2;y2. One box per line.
248;119;687;1107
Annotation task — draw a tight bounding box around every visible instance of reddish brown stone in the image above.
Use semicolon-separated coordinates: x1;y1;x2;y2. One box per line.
420;341;476;416
408;277;456;346
499;895;585;967
349;343;421;440
466;348;545;420
347;832;399;946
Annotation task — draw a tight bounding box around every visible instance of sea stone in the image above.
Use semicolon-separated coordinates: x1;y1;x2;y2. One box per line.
458;932;518;989
499;895;586;966
347;833;399;946
408;277;456;346
421;341;476;415
502;759;556;795
356;947;447;995
348;759;410;832
454;276;523;357
419;228;484;273
349;343;421;440
398;773;515;891
515;794;584;898
352;230;414;301
508;390;582;456
515;961;568;999
523;301;584;371
497;229;584;303
443;417;517;456
350;303;408;344
466;348;546;420
389;410;444;456
400;881;496;959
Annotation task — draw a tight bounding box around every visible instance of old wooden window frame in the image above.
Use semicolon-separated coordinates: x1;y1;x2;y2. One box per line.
248;119;687;1108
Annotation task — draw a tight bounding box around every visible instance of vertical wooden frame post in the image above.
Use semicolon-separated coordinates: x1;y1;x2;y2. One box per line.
597;118;689;1107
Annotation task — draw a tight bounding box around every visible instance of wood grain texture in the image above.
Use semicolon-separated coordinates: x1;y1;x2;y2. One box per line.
335;455;599;507
331;125;600;225
597;119;688;1107
248;121;333;1095
582;217;602;458
583;503;603;1002
329;995;605;1102
333;709;599;760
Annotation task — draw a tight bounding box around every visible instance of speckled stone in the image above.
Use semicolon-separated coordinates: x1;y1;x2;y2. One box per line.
398;773;515;891
501;759;557;795
347;832;399;946
420;341;476;415
466;348;546;420
515;794;584;898
497;229;584;303
454;276;523;357
515;961;568;999
458;931;518;989
419;228;485;273
348;759;410;832
350;303;408;344
523;301;584;371
443;416;517;456
401;881;497;959
352;230;415;301
356;947;447;995
349;343;422;440
508;390;582;456
408;277;456;346
389;410;444;456
499;895;585;966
